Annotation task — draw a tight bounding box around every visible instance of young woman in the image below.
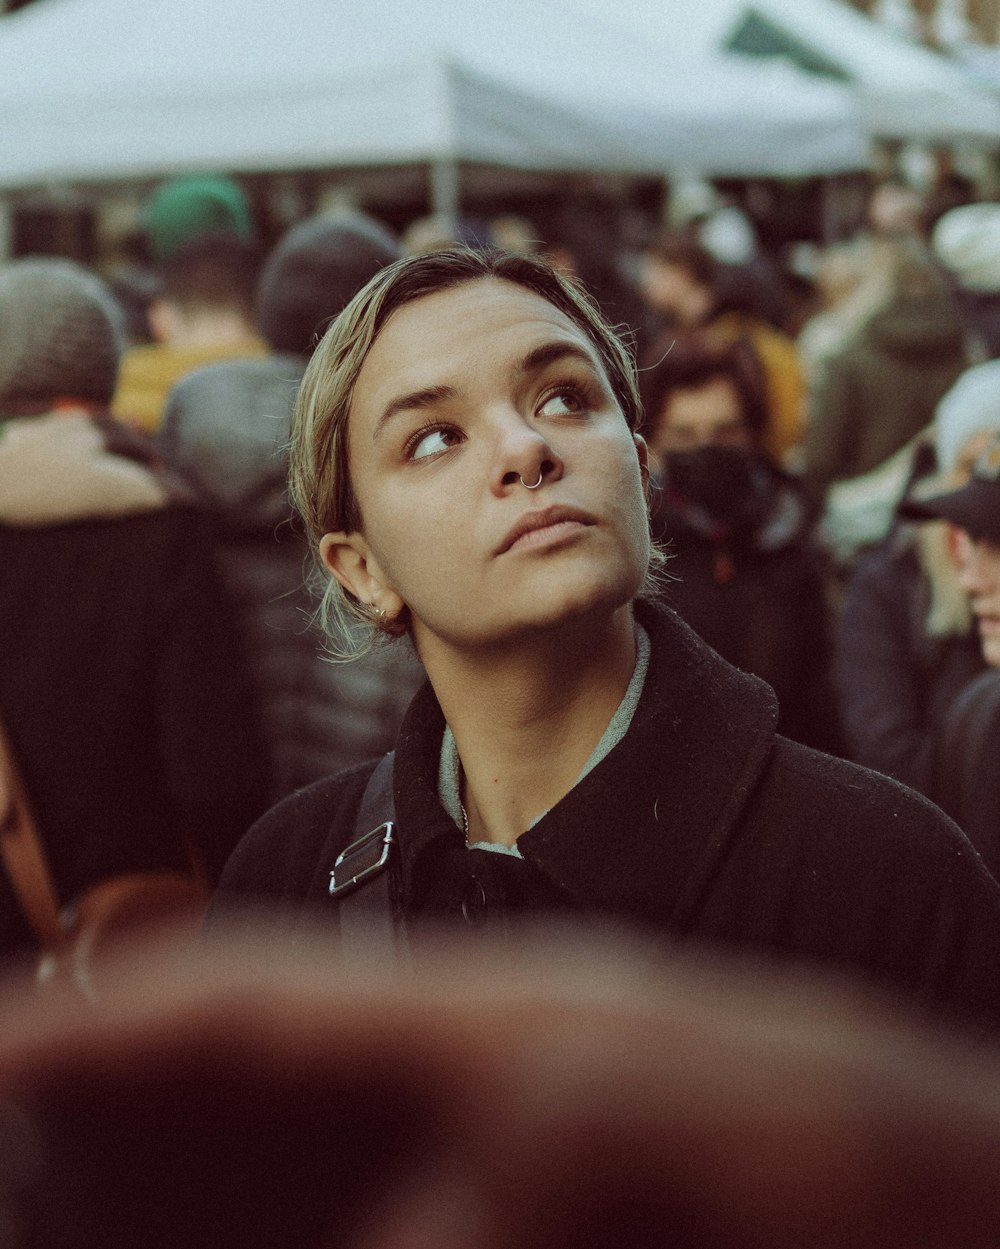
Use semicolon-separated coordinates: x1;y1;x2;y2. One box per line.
217;248;1000;1036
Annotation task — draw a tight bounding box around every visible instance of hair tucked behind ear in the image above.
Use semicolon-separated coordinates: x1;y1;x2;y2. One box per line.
289;246;666;660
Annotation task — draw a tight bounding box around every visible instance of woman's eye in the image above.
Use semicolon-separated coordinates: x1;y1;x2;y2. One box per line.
409;426;460;460
538;388;585;419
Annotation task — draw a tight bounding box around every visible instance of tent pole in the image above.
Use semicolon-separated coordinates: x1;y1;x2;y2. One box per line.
0;197;10;262
429;157;459;236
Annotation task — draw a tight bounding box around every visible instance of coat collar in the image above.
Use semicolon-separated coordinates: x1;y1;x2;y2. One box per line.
391;600;779;926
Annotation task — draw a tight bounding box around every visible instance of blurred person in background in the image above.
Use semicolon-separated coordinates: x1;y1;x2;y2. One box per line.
106;173;257;351
898;430;1000;877
638;233;805;465
833;360;1000;799
932;201;1000;362
640;338;840;753
0;258;270;962
803;192;968;508
112;232;267;431
401;205;650;354
797;182;928;413
216;247;1000;1038
159;211;423;803
795;236;896;400
400;213;499;256
534;205;650;349
487;213;540;257
662;177;791;334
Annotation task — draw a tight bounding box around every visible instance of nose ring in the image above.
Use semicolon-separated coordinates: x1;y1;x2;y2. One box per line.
519;471;544;490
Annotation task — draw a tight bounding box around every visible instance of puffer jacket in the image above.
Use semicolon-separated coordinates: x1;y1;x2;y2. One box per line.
160;359;424;802
835;526;985;798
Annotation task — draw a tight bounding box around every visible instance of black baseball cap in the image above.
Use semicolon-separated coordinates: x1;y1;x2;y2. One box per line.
900;432;1000;543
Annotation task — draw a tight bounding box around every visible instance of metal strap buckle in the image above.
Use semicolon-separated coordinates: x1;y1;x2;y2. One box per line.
329;821;395;897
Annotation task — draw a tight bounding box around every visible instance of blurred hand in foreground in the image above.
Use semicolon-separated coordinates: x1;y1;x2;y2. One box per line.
0;920;998;1249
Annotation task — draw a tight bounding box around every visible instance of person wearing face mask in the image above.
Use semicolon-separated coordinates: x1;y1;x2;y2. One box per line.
639;339;841;753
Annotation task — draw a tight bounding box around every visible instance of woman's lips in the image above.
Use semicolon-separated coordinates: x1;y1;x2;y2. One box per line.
496;505;596;555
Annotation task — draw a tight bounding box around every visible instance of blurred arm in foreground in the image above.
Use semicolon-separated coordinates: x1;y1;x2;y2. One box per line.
0;922;999;1249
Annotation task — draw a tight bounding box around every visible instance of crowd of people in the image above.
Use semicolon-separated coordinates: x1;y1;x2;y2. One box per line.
3;170;1000;1243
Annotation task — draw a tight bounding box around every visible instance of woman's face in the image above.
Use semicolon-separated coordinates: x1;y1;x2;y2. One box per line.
321;277;649;658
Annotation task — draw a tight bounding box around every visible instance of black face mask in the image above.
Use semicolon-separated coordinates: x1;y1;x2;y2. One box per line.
660;444;763;533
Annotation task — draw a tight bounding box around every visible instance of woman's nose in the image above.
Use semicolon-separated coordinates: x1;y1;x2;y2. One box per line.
492;416;564;496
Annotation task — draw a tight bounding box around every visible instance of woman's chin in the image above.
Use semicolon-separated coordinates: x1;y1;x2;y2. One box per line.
496;573;641;646
413;576;638;659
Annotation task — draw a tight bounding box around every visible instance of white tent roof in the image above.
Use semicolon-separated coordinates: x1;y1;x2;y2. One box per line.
0;0;869;189
610;0;1000;142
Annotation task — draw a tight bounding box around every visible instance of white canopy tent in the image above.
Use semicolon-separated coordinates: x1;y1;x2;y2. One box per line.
0;0;869;196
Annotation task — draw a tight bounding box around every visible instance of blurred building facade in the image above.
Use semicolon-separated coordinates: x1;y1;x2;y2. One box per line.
846;0;1000;45
3;0;998;42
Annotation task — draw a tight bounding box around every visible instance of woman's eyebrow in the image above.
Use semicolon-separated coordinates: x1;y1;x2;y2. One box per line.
373;385;456;442
518;340;600;376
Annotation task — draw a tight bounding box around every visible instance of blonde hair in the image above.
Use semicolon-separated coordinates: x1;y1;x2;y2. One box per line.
289;246;662;657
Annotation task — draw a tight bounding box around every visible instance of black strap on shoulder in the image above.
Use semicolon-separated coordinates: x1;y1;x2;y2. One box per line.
329;752;406;965
354;751;397;839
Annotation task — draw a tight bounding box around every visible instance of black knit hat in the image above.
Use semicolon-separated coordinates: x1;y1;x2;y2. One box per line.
0;258;125;410
255;211;399;358
900;433;1000;544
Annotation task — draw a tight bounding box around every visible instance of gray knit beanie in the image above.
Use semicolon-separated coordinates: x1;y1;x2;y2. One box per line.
0;258;125;411
256;211;399;357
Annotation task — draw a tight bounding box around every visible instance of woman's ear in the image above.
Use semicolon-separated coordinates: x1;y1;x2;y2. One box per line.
633;433;651;483
319;532;404;621
633;434;656;506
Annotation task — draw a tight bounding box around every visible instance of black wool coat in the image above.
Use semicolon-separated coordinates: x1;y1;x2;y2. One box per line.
0;506;273;957
218;600;1000;1037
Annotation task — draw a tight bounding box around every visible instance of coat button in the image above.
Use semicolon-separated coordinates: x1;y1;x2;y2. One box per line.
461;879;488;925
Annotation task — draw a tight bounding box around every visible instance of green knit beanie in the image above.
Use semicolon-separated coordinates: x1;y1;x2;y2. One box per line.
143;175;254;262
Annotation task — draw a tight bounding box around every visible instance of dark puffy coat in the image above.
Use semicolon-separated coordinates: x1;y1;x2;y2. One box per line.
218;600;1000;1038
834;532;984;796
160;359;424;802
